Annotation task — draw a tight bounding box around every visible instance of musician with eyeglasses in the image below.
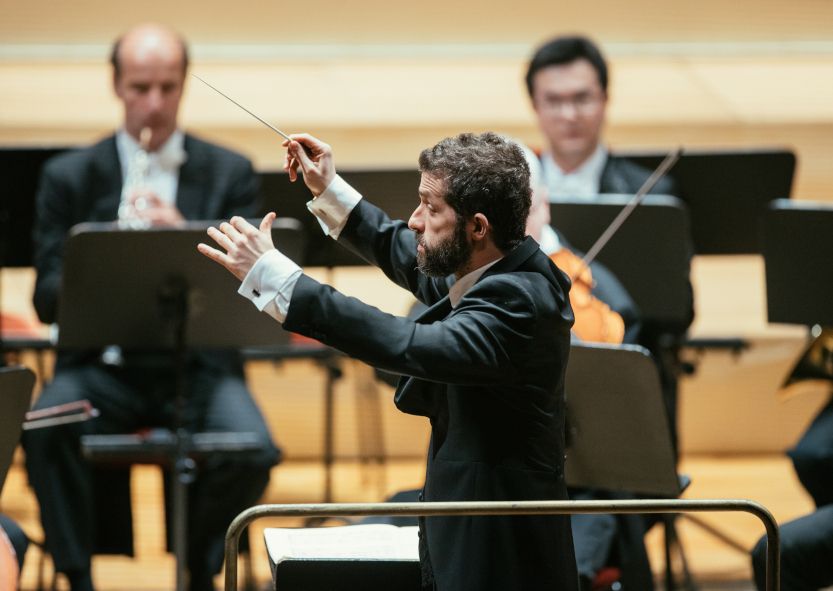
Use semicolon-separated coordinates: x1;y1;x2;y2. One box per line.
23;23;280;591
526;35;680;201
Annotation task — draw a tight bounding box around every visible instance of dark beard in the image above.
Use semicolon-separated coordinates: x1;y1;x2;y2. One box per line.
416;217;472;277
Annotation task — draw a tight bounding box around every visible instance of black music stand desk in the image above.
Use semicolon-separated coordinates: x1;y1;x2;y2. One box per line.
57;220;304;591
0;367;35;494
623;148;796;254
763;200;833;328
763;200;833;394
550;195;692;332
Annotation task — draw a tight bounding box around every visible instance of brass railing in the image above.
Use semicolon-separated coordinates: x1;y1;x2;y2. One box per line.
224;498;780;591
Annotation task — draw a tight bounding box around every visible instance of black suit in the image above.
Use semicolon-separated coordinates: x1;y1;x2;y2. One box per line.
23;134;280;589
282;198;579;591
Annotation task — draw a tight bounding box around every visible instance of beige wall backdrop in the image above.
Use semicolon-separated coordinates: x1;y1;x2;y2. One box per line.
2;1;833;453
1;0;832;193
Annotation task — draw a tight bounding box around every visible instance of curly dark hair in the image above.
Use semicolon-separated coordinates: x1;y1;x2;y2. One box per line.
525;35;608;98
418;132;531;252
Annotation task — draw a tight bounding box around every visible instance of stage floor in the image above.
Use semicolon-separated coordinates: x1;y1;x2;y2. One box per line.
1;452;812;590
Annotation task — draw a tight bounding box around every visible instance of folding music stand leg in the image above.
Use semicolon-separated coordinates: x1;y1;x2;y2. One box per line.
159;277;195;591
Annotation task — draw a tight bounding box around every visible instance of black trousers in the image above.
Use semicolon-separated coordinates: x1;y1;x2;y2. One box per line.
22;358;280;589
569;488;654;590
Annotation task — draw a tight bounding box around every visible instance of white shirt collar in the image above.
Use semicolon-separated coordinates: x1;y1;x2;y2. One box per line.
116;128;187;176
448;258;501;308
542;143;608;200
537;224;562;255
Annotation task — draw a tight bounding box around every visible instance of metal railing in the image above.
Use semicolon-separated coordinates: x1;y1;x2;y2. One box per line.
225;498;779;591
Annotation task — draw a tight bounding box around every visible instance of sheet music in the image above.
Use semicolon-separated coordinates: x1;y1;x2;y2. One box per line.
264;524;419;565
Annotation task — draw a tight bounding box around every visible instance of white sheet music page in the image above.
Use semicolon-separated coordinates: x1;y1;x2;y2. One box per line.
264;524;419;566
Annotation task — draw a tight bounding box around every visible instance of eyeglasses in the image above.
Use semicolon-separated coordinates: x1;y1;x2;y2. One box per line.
539;91;604;115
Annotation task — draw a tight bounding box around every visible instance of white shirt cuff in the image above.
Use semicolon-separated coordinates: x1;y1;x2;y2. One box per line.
238;249;303;323
307;174;363;239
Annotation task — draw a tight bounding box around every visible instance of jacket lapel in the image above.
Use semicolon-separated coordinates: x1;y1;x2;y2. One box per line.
176;135;208;219
90;137;124;221
599;156;632;194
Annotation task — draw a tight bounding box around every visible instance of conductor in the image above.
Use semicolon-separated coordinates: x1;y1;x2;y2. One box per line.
200;132;579;591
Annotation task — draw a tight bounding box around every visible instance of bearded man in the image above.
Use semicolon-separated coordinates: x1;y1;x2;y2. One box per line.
200;131;579;591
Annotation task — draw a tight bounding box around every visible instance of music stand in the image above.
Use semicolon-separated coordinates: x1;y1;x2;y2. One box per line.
564;343;679;496
763;200;833;328
623;148;796;254
550;195;692;331
0;367;35;495
57;219;305;591
763;200;833;396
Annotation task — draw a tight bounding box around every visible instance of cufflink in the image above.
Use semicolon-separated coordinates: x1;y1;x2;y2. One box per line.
253;289;261;297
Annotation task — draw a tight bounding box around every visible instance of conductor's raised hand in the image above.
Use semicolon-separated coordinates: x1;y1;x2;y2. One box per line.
198;213;277;281
282;133;336;196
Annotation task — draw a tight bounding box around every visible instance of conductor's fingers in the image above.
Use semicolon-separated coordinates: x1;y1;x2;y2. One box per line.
260;212;277;233
206;225;233;251
197;242;233;270
283;151;298;183
219;220;243;242
229;215;259;236
288;133;328;155
289;140;316;173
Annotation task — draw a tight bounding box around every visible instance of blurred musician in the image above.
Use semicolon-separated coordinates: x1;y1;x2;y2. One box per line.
526;32;692;445
23;23;280;591
526;35;678;201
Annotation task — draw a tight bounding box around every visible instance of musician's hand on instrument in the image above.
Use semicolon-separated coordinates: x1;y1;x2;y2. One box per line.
131;191;186;227
199;213;277;281
282;133;336;196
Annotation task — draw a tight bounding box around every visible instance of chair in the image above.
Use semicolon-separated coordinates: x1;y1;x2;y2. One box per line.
564;342;694;590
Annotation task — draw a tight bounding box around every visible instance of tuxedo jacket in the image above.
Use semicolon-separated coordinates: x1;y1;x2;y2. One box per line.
283;199;579;591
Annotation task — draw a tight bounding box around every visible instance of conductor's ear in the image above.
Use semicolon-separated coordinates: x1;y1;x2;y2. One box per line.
472;213;490;241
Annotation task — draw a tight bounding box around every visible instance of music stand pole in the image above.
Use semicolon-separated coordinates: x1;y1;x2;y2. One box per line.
157;276;197;591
